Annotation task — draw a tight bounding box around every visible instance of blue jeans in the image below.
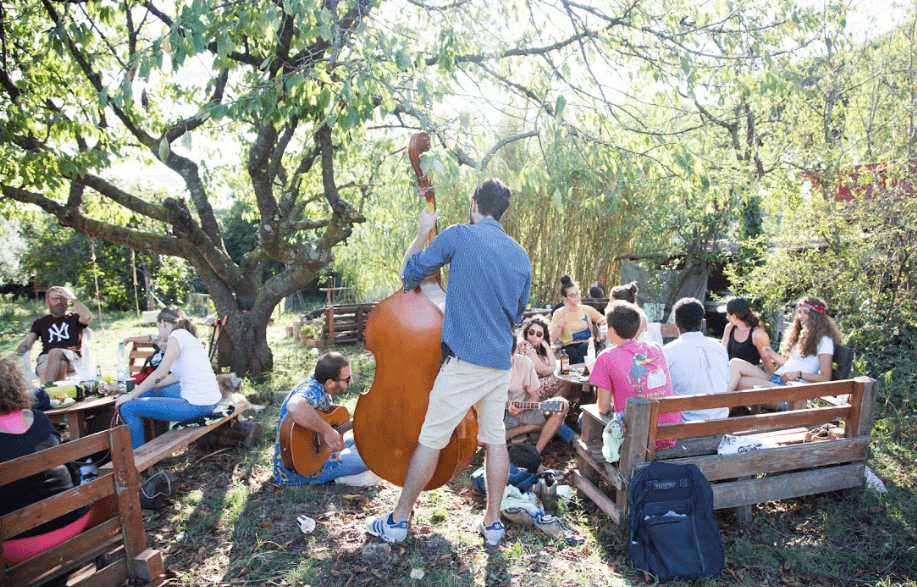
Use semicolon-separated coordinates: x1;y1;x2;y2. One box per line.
119;383;219;448
272;431;369;485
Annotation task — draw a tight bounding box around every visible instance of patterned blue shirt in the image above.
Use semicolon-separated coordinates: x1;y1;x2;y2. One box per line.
403;218;531;370
272;376;339;485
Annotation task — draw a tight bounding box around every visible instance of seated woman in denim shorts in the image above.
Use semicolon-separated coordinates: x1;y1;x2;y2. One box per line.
726;296;842;409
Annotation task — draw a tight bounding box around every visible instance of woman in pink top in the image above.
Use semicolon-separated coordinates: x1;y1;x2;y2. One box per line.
588;300;680;449
0;358;90;564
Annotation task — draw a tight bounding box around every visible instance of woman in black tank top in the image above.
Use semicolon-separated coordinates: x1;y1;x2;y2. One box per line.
720;297;774;373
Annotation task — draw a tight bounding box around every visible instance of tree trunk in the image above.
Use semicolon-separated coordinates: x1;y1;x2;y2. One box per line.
209;306;275;379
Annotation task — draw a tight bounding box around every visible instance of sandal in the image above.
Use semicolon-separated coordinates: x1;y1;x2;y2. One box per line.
804;423;843;442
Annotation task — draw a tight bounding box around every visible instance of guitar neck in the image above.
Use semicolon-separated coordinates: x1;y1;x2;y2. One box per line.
508;400;558;411
336;421;354;435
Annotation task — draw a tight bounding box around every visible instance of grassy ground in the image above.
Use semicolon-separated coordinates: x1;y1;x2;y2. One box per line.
2;300;915;586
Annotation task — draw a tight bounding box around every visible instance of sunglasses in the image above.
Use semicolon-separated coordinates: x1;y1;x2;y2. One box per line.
526;330;545;338
336;375;352;384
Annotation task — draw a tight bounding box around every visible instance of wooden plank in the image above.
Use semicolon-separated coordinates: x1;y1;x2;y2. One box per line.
655;406;850;442
635;437;870;482
571;470;624;525
574;439;627;491
847;377;874;438
0;430;110;483
619;397;651;514
71;555;129;587
7;520;121;587
1;475;113;540
109;426;147;560
653;380;857;413
129;548;165;584
579;403;610;442
102;403;247;473
709;463;865;509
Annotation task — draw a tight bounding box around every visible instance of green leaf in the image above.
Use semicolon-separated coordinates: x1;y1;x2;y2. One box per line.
158;138;170;162
555;95;566;120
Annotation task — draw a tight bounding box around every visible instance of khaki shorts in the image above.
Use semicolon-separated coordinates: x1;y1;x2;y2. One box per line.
35;349;82;379
417;357;510;449
504;408;548;429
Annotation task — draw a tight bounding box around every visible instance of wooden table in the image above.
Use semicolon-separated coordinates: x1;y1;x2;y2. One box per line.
554;363;596;405
44;395;117;440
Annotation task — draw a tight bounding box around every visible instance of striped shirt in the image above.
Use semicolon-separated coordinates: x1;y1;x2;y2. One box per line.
403;218;531;370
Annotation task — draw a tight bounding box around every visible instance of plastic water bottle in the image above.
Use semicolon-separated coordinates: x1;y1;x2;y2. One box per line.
15;352;30;380
116;342;130;389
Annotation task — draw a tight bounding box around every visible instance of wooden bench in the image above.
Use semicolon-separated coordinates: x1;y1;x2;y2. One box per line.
128;341;157;376
573;377;877;527
101;401;250;474
1;425;164;587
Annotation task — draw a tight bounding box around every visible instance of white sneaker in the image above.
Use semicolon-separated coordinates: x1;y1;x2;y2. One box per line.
334;470;382;486
477;519;505;547
366;512;408;543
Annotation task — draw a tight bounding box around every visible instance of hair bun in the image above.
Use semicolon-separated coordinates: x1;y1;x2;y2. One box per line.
560;274;572;285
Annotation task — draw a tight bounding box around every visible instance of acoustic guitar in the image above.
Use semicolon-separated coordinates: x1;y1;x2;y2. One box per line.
278;405;352;476
506;400;565;412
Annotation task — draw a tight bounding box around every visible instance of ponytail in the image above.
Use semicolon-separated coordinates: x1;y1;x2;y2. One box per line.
157;306;199;338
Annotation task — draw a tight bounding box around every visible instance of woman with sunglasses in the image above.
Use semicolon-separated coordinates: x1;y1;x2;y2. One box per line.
550;275;606;365
516;316;567;400
727;296;842;400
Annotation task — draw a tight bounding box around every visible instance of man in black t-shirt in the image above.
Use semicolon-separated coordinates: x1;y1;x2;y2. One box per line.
12;286;93;383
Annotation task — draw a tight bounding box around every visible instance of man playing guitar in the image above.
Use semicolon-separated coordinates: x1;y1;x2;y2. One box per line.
505;337;570;454
272;352;378;486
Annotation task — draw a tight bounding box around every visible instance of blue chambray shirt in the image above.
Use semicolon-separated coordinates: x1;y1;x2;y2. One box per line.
403;218;531;370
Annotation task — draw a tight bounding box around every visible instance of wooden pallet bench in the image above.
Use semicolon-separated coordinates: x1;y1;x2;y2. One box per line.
101;401;250;474
573;377;877;527
1;425;164;587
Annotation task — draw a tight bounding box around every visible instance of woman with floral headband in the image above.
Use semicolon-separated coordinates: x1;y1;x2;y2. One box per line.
727;296;842;401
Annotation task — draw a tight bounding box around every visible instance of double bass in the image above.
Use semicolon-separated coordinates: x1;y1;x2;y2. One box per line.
353;133;478;489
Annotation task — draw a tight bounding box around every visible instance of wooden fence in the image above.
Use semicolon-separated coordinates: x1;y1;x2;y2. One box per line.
319;303;377;344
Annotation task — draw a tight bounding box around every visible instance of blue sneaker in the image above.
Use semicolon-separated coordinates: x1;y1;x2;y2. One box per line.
477;519;505;547
366;513;408;543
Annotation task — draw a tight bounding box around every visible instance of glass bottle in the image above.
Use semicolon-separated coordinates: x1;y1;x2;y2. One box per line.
559;348;569;374
94;365;103;394
116;342;130;389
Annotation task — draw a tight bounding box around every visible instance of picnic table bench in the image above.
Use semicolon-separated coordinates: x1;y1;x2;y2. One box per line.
573;377;877;527
1;425;164;587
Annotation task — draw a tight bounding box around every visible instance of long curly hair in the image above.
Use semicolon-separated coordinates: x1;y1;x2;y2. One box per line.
780;296;842;358
520;316;552;358
0;358;31;415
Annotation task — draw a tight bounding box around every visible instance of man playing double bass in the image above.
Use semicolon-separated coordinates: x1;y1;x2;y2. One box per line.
366;179;532;547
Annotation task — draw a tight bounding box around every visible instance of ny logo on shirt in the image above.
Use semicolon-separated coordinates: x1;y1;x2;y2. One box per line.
48;322;71;343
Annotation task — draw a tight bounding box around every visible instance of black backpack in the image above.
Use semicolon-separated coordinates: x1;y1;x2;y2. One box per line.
507;442;542;473
627;462;724;581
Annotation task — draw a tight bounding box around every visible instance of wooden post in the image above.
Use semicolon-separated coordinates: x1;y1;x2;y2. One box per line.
619;397;652;525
